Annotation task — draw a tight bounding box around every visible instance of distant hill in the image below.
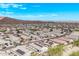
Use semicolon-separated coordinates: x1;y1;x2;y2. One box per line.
0;16;48;24
0;16;79;25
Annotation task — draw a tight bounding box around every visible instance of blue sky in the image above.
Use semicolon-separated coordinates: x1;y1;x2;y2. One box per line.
0;3;79;21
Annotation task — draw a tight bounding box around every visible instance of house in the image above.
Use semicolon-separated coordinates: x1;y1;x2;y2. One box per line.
58;37;73;43
68;31;79;40
40;47;48;53
28;43;48;53
12;45;32;56
29;43;42;52
8;34;20;43
0;39;14;50
51;39;68;45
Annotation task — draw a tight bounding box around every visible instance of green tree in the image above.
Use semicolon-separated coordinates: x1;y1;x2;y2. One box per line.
70;51;79;56
31;52;40;56
0;30;6;32
73;40;79;47
47;45;64;56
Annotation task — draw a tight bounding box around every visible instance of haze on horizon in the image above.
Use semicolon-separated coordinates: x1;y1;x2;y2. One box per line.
0;3;79;22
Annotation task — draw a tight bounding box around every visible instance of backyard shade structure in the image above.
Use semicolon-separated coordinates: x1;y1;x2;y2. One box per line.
16;49;25;55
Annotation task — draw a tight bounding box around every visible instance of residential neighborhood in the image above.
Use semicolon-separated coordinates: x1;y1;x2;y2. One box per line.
0;17;79;56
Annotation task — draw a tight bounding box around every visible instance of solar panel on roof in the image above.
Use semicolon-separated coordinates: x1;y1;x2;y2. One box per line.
16;49;25;55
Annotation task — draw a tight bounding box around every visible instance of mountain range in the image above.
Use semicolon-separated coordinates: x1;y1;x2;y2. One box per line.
0;16;48;24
